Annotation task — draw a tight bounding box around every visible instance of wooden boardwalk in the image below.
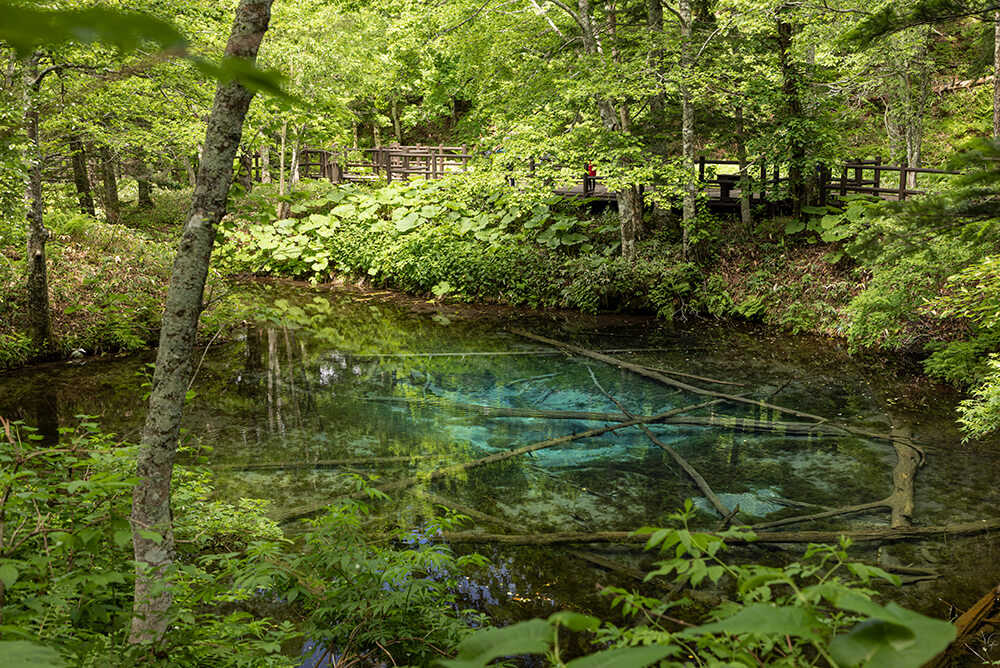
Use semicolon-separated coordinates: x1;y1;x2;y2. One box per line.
269;145;956;211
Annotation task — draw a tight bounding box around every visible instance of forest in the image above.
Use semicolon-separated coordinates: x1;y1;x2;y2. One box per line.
4;0;1000;665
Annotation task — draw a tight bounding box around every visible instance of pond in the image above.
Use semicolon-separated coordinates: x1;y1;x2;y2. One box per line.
3;281;1000;630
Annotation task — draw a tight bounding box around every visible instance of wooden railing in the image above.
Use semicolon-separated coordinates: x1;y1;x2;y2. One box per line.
252;146;957;208
269;144;473;184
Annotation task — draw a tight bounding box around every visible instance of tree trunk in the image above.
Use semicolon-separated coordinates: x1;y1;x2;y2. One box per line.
183;155;197;186
290;134;300;186
100;145;120;223
69;134;95;217
278;120;288;218
23;55;53;354
259;143;270;184
390;99;402;142
777;17;806;220
137;177;154;209
994;12;1000;139
735;106;751;226
618;185;643;259
129;0;273;645
680;0;696;259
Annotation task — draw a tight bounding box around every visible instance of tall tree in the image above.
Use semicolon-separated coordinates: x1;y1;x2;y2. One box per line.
129;0;274;644
23;53;53;353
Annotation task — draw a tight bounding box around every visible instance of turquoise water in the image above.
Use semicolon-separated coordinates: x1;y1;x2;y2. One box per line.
3;282;1000;621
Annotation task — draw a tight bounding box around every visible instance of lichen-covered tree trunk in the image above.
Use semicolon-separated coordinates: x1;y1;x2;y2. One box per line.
69;135;96;217
260;143;271;184
129;0;274;645
777;17;806;221
679;0;696;260
736;106;751;226
23;54;53;354
100;145;120;223
994;12;1000;139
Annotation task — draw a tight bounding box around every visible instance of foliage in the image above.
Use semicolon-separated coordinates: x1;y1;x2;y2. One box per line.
442;502;955;668
0;418;488;667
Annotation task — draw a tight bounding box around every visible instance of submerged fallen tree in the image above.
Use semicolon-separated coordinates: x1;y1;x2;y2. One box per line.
438;517;1000;545
275;398;721;523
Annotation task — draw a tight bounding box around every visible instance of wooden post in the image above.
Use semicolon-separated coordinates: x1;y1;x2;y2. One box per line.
461;145;468;171
840;166;848;197
385;149;393;182
853;157;862;186
818;163;827;205
898;161;907;201
874;157;882;193
698;156;705;182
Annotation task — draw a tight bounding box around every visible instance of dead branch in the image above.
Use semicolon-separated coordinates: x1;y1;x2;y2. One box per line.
585;365;730;518
439;518;1000;545
276;399;722;524
508;329;929;458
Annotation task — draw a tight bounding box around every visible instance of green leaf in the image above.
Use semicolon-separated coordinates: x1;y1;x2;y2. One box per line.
0;563;18;587
439;619;552;668
0;3;186;56
548;611;600;632
0;641;65;667
686;604;823;642
829;603;955;668
138;529;163;545
566;645;677;668
784;218;806;235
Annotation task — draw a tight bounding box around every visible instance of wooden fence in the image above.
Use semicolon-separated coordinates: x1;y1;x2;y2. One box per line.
258;144;473;184
250;145;957;209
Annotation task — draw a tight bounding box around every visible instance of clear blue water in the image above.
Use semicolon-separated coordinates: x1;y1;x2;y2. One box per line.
3;282;1000;623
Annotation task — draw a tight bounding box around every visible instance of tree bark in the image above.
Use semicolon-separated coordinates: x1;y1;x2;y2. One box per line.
680;0;696;259
100;144;120;223
735;106;751;226
23;54;53;354
137;178;154;209
259;143;271;183
129;0;273;645
994;12;1000;139
777;17;806;220
69;134;96;217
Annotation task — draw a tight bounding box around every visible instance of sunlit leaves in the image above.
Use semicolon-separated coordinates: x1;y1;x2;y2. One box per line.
0;1;187;56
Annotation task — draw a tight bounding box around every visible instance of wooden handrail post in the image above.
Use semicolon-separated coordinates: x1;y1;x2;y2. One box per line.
874;156;882;191
897;161;907;201
698;156;706;182
818;163;827;205
854;156;862;185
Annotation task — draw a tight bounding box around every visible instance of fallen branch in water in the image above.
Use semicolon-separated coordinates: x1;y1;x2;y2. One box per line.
367;396;867;438
508;328;929;460
218;454;448;471
925;581;1000;668
585;365;731;518
275;399;722;524
438;517;1000;545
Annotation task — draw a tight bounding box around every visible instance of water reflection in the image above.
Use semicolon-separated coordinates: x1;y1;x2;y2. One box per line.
1;284;999;621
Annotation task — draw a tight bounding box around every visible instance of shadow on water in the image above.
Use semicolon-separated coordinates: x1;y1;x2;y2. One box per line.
3;281;1000;639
